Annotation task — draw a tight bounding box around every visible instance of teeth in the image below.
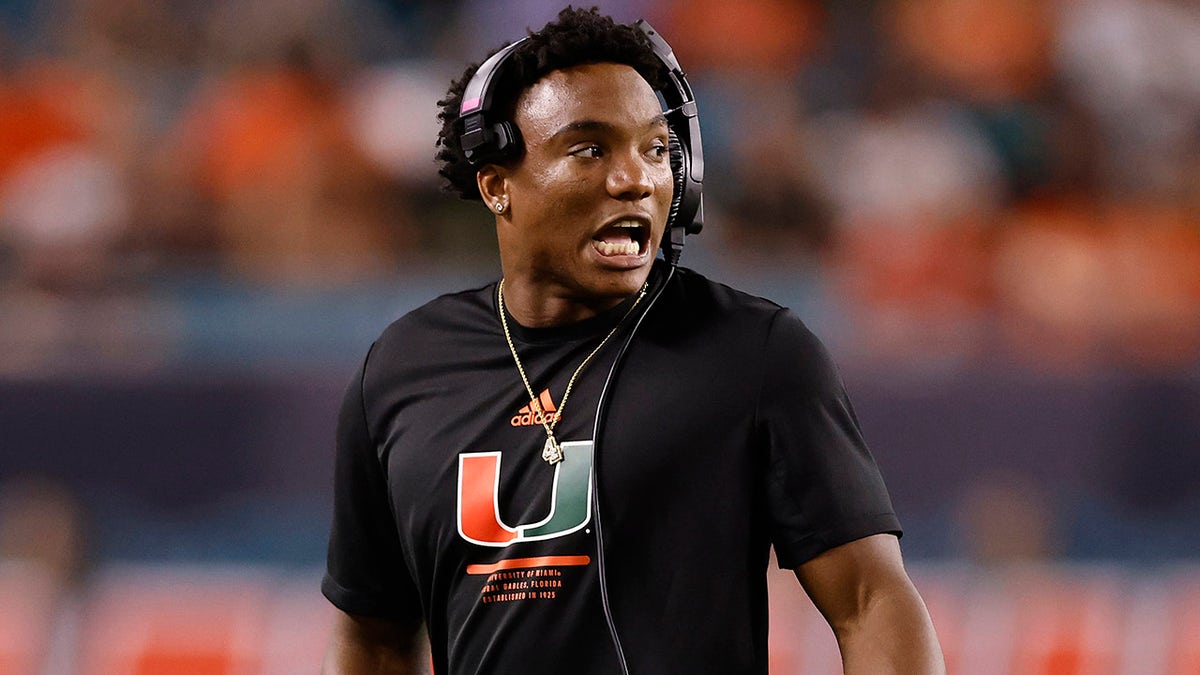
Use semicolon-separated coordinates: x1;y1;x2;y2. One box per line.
595;240;641;256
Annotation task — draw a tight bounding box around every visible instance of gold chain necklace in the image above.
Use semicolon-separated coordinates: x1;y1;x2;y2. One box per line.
498;279;648;465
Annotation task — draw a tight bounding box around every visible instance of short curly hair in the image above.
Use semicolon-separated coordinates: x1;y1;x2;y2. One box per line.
435;6;668;201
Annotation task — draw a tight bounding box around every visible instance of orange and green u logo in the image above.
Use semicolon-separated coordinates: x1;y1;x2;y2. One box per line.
457;441;593;547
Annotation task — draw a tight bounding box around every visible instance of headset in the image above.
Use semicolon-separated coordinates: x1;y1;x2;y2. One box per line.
458;19;704;265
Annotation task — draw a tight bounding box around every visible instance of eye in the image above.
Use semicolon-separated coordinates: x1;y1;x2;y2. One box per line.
648;142;669;161
570;144;604;159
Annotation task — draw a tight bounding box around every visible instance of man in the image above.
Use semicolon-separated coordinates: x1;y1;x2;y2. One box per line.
322;8;943;674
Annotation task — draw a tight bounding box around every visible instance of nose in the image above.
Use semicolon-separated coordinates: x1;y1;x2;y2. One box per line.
606;149;655;202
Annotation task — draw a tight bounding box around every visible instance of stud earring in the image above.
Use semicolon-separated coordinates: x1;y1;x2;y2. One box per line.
495;202;506;213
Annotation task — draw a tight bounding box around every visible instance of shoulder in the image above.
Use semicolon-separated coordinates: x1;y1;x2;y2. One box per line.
658;265;838;378
378;283;494;337
658;265;785;328
367;283;497;370
654;265;815;345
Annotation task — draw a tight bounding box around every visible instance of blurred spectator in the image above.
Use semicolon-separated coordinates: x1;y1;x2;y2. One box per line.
1055;0;1200;199
991;197;1108;369
885;0;1054;103
879;0;1091;201
815;104;1006;227
993;198;1200;371
343;58;519;265
1102;204;1200;368
659;0;823;76
342;64;446;192
716;145;835;263
810;103;1002;364
172;40;415;283
0;60;134;292
652;0;833;265
0;475;89;587
955;471;1059;565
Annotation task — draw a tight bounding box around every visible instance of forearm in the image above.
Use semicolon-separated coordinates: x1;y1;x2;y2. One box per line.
832;579;944;675
322;612;430;675
322;640;427;675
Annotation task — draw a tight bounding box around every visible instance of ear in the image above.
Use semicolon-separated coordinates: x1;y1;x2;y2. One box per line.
476;165;509;216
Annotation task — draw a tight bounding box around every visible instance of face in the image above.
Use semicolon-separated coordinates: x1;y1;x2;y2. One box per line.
484;62;674;312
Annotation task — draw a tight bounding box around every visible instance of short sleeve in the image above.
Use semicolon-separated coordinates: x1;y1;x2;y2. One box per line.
322;351;423;620
758;309;902;569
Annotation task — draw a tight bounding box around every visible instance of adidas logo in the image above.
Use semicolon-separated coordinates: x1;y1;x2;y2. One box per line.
510;389;561;427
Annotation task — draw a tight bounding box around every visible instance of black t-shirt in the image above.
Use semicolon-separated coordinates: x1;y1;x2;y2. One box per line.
323;263;900;674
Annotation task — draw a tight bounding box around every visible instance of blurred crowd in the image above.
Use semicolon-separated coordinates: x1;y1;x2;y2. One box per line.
1;0;1198;372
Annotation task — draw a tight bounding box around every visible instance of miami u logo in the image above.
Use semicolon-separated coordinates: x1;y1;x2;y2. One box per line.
457;441;593;547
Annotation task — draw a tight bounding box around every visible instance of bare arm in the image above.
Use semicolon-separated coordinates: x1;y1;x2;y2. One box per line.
321;610;430;675
794;533;945;674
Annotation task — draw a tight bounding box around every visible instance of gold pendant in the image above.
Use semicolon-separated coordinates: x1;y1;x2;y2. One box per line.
541;436;564;465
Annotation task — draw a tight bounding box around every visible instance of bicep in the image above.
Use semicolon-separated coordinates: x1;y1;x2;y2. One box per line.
793;534;946;673
792;533;911;630
322;610;428;675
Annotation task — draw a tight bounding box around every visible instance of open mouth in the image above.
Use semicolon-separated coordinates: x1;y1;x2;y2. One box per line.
592;219;648;257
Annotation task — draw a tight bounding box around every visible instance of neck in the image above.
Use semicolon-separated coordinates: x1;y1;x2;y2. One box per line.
498;279;637;328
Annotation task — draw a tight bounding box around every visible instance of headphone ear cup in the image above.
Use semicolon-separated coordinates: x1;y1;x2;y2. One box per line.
491;121;522;162
666;128;686;231
465;120;522;166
